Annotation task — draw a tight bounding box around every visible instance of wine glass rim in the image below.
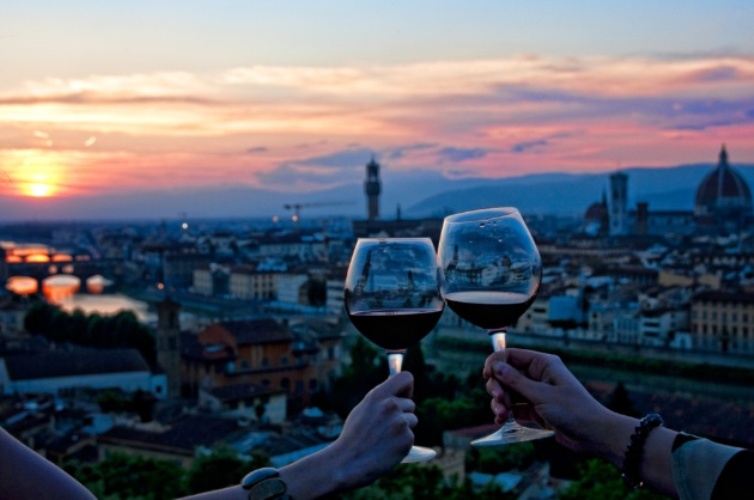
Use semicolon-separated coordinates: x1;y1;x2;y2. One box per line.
443;207;520;223
355;237;433;244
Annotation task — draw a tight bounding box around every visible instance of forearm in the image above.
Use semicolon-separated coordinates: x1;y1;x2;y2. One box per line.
180;445;351;500
0;428;96;500
586;411;678;497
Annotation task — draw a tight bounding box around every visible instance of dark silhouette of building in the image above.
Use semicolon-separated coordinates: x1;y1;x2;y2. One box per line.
364;156;381;221
584;146;752;237
155;297;182;398
584;191;610;237
694;145;753;233
609;171;629;236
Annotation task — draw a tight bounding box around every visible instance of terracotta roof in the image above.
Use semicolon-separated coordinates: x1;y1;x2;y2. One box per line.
220;318;293;345
100;414;239;455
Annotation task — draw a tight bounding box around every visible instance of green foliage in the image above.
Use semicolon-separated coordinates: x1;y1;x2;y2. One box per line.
330;337;387;418
23;302;157;366
66;452;185;500
65;448;271;499
466;442;536;474
607;381;639;417
342;463;510;500
560;459;665;500
419;386;492;433
97;390;131;413
186;448;269;495
434;336;754;387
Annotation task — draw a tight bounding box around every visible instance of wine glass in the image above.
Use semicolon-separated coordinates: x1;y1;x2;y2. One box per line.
344;238;445;462
437;207;554;446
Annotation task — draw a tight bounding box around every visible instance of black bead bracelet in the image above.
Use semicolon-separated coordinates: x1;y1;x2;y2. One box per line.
621;413;664;489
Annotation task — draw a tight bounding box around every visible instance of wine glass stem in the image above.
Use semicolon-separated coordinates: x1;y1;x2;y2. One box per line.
489;328;508;352
488;328;519;429
387;350;405;376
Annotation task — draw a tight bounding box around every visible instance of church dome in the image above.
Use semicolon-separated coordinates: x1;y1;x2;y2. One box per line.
584;201;607;221
694;146;752;217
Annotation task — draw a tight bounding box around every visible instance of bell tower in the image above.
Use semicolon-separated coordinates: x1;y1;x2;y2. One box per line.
155;296;182;398
364;156;381;221
609;171;629;236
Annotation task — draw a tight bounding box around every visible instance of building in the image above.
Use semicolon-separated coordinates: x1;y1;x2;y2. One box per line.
0;348;164;397
609;172;629;236
192;263;230;296
155;297;182;398
690;290;754;355
181;318;325;411
98;414;241;468
364;156;381;221
639;307;689;347
586;147;753;237
694;145;753;233
229;267;278;301
198;384;287;424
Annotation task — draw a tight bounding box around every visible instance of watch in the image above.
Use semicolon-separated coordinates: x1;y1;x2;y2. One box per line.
241;467;291;500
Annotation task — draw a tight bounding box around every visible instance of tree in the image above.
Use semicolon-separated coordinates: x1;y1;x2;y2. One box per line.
607;381;638;417
402;344;432;403
466;442;536;474
186;448;269;495
67;452;185;500
24;302;58;335
343;463;509;500
560;459;664;500
330;337;386;418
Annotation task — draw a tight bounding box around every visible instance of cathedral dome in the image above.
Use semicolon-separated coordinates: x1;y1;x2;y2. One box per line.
584;200;607;222
694;146;752;217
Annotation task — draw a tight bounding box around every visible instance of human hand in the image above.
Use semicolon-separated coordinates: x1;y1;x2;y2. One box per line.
483;348;615;454
326;372;417;490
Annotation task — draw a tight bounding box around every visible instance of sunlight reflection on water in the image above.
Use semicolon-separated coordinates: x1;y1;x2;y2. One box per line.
58;294;154;324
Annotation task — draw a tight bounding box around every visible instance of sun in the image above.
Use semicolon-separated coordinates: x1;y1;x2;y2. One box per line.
4;150;65;198
27;182;54;197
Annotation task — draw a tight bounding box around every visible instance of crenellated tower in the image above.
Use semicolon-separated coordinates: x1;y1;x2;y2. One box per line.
364;156;381;221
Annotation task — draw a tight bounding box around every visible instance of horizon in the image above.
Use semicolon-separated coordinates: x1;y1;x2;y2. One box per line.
2;2;754;220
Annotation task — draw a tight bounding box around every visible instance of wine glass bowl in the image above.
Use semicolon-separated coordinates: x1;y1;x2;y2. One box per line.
344;237;444;462
438;207;541;331
437;207;553;446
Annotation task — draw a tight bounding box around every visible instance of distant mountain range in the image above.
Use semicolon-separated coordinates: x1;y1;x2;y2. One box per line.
1;162;753;222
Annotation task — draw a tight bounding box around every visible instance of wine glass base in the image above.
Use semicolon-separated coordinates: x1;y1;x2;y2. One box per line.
471;425;555;447
401;445;437;463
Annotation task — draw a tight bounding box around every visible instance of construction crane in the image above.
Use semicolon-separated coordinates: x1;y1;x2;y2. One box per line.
283;201;355;228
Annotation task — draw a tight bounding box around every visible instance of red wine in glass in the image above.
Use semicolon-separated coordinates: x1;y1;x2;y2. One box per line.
438;207;554;446
344;238;445;462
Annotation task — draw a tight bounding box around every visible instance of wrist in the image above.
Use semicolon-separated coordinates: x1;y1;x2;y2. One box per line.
278;444;349;499
583;410;638;465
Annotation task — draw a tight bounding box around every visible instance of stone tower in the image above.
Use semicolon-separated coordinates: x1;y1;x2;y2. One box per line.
155;296;182;398
609;171;629;236
364;156;381;221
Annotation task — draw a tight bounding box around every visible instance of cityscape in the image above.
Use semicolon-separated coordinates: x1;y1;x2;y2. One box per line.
2;147;754;497
2;2;754;498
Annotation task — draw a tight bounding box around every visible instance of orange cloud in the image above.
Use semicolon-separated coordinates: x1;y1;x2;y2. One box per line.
0;54;752;197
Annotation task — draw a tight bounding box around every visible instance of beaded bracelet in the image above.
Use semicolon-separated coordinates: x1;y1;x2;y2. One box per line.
621;413;664;489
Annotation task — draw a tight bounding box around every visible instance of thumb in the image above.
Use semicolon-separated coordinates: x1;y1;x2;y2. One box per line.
381;371;414;398
493;361;543;404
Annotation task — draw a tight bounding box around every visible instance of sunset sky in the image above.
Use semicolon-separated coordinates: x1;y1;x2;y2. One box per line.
1;1;753;206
